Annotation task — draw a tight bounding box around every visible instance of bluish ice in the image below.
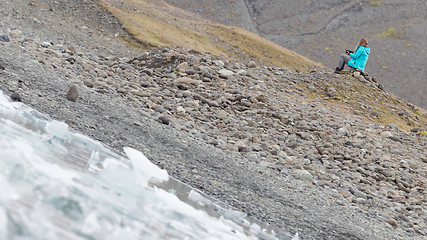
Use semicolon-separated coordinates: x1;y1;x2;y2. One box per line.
0;91;297;240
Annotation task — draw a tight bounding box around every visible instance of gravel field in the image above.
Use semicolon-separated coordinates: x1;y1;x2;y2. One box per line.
1;1;426;239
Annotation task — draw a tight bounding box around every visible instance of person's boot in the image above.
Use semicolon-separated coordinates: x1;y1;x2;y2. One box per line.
334;67;342;73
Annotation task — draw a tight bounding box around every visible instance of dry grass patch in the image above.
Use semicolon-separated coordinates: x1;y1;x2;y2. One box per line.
204;24;320;72
101;0;322;72
101;0;223;55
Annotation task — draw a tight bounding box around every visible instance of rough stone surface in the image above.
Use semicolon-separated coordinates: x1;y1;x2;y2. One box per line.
0;1;426;240
10;92;22;102
66;85;79;102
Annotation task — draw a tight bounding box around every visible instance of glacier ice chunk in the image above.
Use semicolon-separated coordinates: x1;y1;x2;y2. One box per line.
188;189;212;206
45;120;69;139
124;147;169;185
0;208;7;240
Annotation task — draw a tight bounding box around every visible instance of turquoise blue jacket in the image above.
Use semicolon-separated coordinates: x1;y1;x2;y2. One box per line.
348;46;370;71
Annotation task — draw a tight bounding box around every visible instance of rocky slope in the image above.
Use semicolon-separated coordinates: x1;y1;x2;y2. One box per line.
1;0;426;239
164;0;427;110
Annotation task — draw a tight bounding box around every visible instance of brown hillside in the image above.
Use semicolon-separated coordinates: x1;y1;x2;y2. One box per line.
101;0;322;72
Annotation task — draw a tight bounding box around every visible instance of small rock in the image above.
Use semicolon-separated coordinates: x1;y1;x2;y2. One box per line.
174;77;201;85
141;51;150;59
387;218;398;227
176;62;189;73
136;90;150;97
237;69;247;75
140;81;151;88
353;71;361;78
158;115;170;125
117;88;128;94
410;127;423;133
386;123;399;130
202;77;211;82
392;195;406;203
371;112;379;118
166;73;177;80
66;57;76;64
299;132;311;140
176;106;186;114
9;29;22;38
238;146;249;152
215;110;228;120
379;169;392;177
155;107;167;113
218;69;234;78
176;84;187;90
209;139;219;146
315;146;325;154
262;118;273;127
41;42;52;48
214;60;225;68
207;100;219;107
98;71;108;78
349;187;367;199
188;49;201;55
380;131;393;138
186;69;196;75
141;68;153;76
0;35;9;42
292;169;313;181
83;80;95;88
67;85;79;102
252;146;263;152
338;190;352;198
182;90;192;98
358;75;367;83
119;63;133;71
388;136;401;142
255;94;265;102
328;87;337;93
338;127;348;135
81;63;94;71
10;92;22;102
247;61;256;68
0;62;4;70
203;71;212;79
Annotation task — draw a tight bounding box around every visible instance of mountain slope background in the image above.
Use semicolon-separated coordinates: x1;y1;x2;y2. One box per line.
164;0;427;109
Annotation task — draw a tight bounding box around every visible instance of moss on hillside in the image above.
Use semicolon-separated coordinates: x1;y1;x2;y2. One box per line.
300;73;427;130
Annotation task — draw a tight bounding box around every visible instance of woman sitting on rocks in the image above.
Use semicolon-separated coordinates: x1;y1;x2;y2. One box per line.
335;38;370;73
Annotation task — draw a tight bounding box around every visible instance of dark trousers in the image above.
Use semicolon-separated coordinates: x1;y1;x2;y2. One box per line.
337;54;351;70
